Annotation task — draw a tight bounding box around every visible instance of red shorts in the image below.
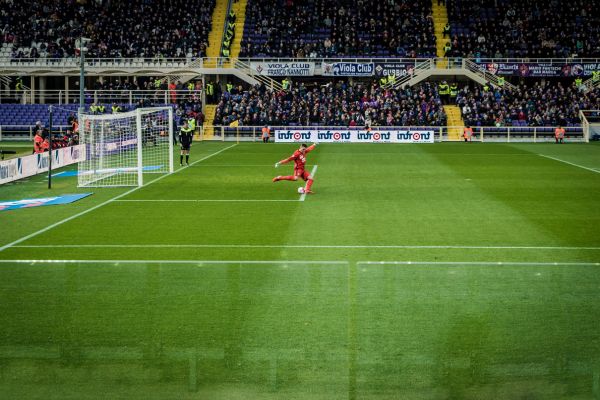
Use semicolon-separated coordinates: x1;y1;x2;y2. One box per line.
294;168;311;181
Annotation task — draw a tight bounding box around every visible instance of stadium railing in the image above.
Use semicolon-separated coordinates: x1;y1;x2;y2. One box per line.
205;125;585;143
0;125;70;141
0;89;202;105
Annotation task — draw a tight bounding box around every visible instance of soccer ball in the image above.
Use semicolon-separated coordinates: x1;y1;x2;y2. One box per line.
297;187;305;194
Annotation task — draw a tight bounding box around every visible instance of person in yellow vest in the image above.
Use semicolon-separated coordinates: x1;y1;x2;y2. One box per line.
206;82;214;102
463;125;473;142
497;76;505;87
483;82;490;92
154;78;161;89
443;23;450;38
379;76;388;86
387;74;396;86
15;77;24;102
449;83;458;102
554;126;565;144
438;81;450;104
282;78;290;90
90;103;98;114
444;42;452;57
262;125;271;143
111;104;120;113
226;82;233;92
222;47;230;58
593;71;600;82
187;82;194;92
574;77;583;88
98;104;105;113
187;116;196;134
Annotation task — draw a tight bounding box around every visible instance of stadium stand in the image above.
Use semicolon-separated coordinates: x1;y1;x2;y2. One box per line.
446;0;600;58
1;0;215;59
456;82;600;127
213;81;446;127
239;0;436;58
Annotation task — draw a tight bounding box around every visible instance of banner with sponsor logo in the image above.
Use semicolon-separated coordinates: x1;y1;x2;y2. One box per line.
322;62;374;76
0;144;86;185
477;62;600;77
374;62;416;78
0;193;92;212
250;62;315;76
275;130;434;143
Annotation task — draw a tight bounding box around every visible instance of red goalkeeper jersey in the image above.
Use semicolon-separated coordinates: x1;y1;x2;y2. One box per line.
280;144;316;170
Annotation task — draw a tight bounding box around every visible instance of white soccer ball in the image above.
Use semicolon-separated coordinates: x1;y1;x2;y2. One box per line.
297;187;305;194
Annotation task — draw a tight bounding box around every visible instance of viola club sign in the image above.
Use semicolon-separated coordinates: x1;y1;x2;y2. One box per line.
250;62;315;76
322;62;374;76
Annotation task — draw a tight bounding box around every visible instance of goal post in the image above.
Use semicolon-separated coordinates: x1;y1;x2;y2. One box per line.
78;107;174;187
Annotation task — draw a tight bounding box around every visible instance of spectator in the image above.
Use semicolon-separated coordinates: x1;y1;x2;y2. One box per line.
214;81;447;127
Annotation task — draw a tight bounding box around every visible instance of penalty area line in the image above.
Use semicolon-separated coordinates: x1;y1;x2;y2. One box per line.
0;259;348;265
539;154;600;174
115;199;299;202
0;144;238;253
357;261;600;267
300;165;318;202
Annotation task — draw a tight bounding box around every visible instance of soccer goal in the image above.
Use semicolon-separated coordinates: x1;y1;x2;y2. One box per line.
78;107;174;187
580;110;600;143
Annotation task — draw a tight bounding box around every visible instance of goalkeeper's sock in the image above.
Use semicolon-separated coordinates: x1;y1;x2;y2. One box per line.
186;155;189;164
305;179;314;192
278;176;296;181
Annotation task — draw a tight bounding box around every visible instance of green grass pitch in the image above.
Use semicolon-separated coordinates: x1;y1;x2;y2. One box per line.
0;141;599;399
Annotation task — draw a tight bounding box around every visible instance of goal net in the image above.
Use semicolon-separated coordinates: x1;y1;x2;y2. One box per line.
78;107;173;187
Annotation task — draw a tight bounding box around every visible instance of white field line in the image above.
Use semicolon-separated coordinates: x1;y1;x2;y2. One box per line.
114;199;299;202
539;154;600;174
0;259;347;265
11;244;600;250
300;165;318;202
357;261;600;266
0;144;238;253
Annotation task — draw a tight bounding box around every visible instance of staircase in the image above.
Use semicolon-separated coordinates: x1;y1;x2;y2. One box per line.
224;0;248;66
205;0;229;68
432;0;449;69
444;105;463;140
202;104;217;140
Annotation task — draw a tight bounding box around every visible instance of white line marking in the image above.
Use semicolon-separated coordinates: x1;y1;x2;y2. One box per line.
0;144;238;253
114;199;299;202
300;165;318;202
195;164;277;167
0;259;347;265
357;261;600;266
539;154;600;174
11;244;600;250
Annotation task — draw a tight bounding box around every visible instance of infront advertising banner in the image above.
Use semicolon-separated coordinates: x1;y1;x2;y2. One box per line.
322;62;374;76
477;62;600;77
275;130;435;143
0;144;86;185
250;62;315;76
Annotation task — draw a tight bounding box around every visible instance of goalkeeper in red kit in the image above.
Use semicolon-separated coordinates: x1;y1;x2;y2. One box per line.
273;143;317;193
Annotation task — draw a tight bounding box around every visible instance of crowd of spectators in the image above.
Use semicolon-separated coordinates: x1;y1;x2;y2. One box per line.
456;81;600;127
446;0;600;58
1;0;215;59
240;0;436;58
214;81;446;127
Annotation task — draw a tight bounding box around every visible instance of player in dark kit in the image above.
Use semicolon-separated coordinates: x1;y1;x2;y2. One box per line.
179;120;193;166
273;143;317;193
